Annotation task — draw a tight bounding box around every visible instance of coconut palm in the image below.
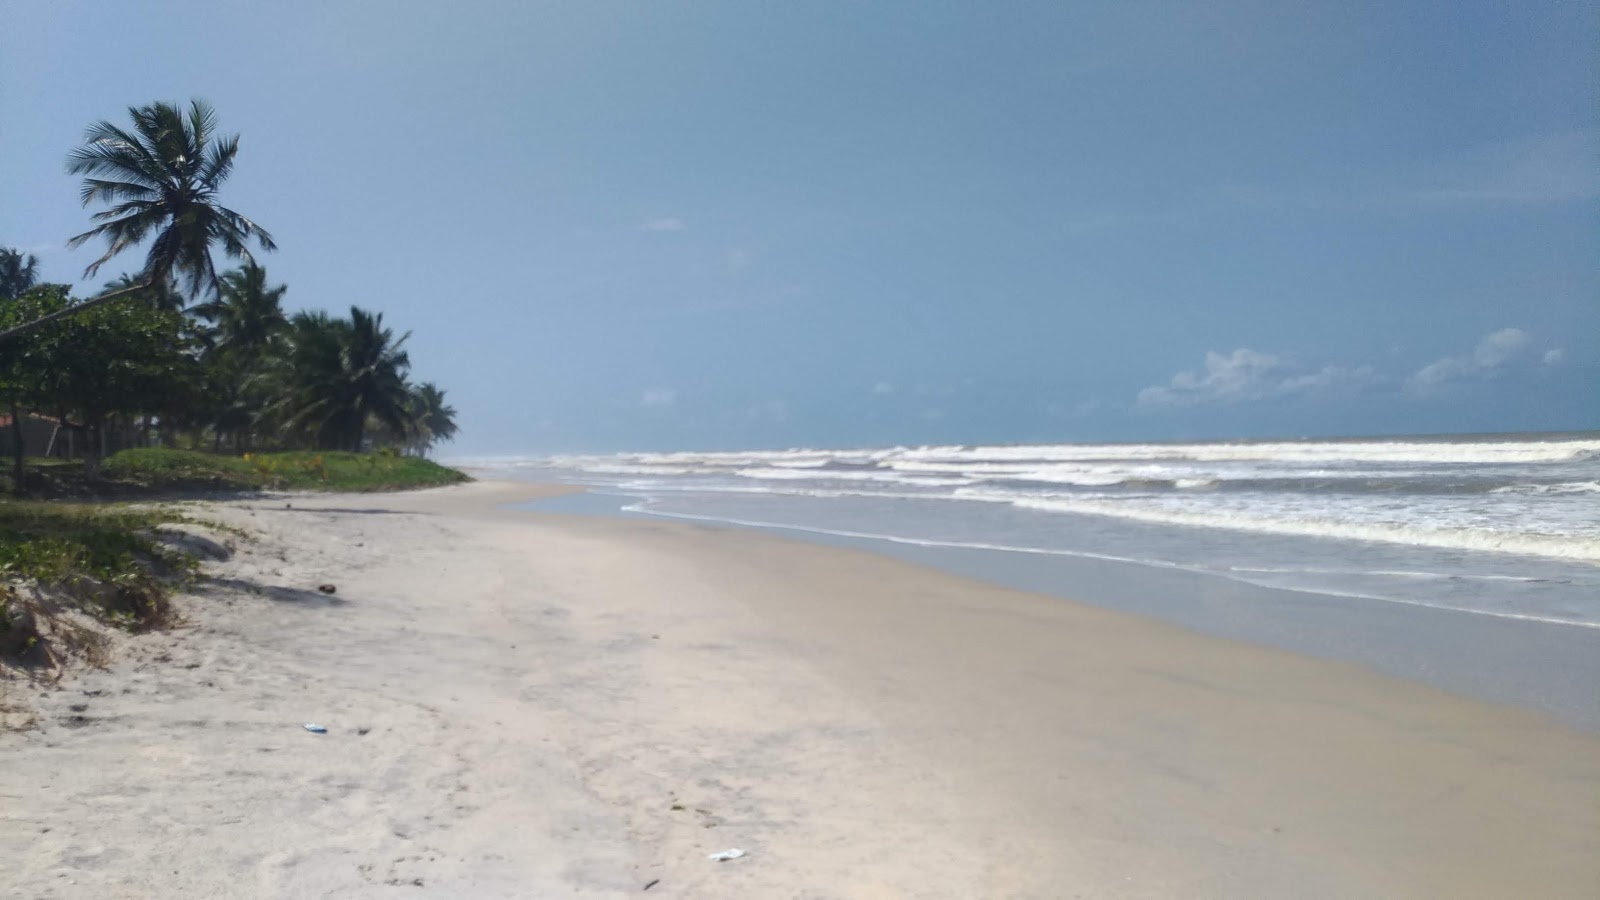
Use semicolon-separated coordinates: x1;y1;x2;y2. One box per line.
404;382;458;455
100;273;188;312
66;99;275;298
0;248;40;301
191;263;288;364
270;307;413;451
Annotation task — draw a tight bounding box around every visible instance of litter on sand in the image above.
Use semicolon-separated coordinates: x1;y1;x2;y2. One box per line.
303;723;328;734
707;849;746;862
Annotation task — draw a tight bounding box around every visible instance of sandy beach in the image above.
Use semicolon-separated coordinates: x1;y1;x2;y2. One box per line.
2;480;1597;898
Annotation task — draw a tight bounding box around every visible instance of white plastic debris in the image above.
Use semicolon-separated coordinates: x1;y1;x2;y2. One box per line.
303;723;328;734
707;849;746;862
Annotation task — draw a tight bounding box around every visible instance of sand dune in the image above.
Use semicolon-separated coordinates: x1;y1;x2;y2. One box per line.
2;481;1596;898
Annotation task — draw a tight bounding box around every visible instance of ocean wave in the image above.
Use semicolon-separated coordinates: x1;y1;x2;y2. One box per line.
532;435;1600;473
1491;481;1600;495
731;467;976;487
1222;565;1555;583
889;438;1600;465
1003;496;1600;563
616;498;1600;629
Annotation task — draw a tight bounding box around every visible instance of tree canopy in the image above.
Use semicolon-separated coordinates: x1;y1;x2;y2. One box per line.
0;98;459;491
67;99;276;298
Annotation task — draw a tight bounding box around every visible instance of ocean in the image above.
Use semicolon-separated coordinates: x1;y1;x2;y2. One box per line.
468;432;1600;631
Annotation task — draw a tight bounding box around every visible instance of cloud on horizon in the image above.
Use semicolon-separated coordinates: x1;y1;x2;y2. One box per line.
1408;327;1562;392
638;217;687;232
1137;349;1380;408
641;386;678;409
1414;130;1600;205
1139;327;1570;410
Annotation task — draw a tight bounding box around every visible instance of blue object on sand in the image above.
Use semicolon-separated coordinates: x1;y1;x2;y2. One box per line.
303;723;327;734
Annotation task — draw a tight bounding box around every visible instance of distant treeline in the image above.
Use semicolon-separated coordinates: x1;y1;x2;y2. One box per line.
0;99;457;481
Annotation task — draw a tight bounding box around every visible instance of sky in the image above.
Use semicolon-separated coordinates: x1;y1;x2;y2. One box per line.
3;1;1596;453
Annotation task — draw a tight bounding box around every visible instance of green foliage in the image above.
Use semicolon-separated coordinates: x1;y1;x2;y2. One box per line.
0;500;195;633
1;284;200;472
30;287;199;423
402;382;459;456
104;447;469;492
66;99;275;296
100;273;188;312
99;448;261;489
0;249;40;301
1;100;463;500
191;262;288;362
266;307;414;451
0;284;71;404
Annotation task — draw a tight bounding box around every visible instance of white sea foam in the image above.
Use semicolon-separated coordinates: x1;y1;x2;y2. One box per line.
489;435;1600;472
501;433;1600;570
732;467;975;486
613;497;1600;630
1491;481;1600;495
887;438;1600;465
1004;495;1600;563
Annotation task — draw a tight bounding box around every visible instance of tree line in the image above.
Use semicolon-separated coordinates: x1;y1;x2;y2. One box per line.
0;100;457;482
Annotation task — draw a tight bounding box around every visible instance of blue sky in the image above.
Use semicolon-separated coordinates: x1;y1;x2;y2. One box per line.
3;1;1595;453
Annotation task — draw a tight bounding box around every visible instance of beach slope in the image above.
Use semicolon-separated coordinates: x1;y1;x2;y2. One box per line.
2;481;1595;898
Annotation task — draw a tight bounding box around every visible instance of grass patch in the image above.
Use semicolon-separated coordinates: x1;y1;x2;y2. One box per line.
3;447;470;498
107;448;470;492
0;501;200;672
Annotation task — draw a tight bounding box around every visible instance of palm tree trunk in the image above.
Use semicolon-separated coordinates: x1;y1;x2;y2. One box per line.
84;416;104;480
0;282;151;347
9;396;25;496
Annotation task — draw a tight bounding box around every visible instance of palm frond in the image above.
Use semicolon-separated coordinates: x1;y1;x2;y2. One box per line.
77;178;159;206
67;99;273;290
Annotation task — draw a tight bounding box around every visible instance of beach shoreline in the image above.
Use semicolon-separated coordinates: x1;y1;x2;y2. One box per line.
519;487;1600;732
3;480;1596;897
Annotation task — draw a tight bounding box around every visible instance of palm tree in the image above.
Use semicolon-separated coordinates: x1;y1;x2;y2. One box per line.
270;308;413;451
404;382;459;455
0;248;40;301
0;100;275;347
186;263;288;450
191;263;288;364
67;99;275;297
101;273;188;312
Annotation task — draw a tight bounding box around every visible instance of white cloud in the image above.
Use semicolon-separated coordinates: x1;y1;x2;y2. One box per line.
1137;348;1378;408
641;387;678;409
871;381;896;395
1543;348;1566;366
638;217;686;232
1408;327;1554;390
1417;131;1600;205
745;399;789;423
725;249;752;272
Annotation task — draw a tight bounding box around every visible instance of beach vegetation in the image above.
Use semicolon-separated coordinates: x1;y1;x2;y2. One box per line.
1;97;464;496
0;500;199;673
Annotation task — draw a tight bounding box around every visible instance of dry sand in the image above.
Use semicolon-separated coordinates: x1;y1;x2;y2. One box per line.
2;480;1597;898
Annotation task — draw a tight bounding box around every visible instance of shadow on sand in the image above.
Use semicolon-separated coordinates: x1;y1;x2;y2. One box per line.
197;577;350;608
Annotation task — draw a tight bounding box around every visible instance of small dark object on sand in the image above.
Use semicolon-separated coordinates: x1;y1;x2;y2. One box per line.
643;879;660;891
318;584;337;595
